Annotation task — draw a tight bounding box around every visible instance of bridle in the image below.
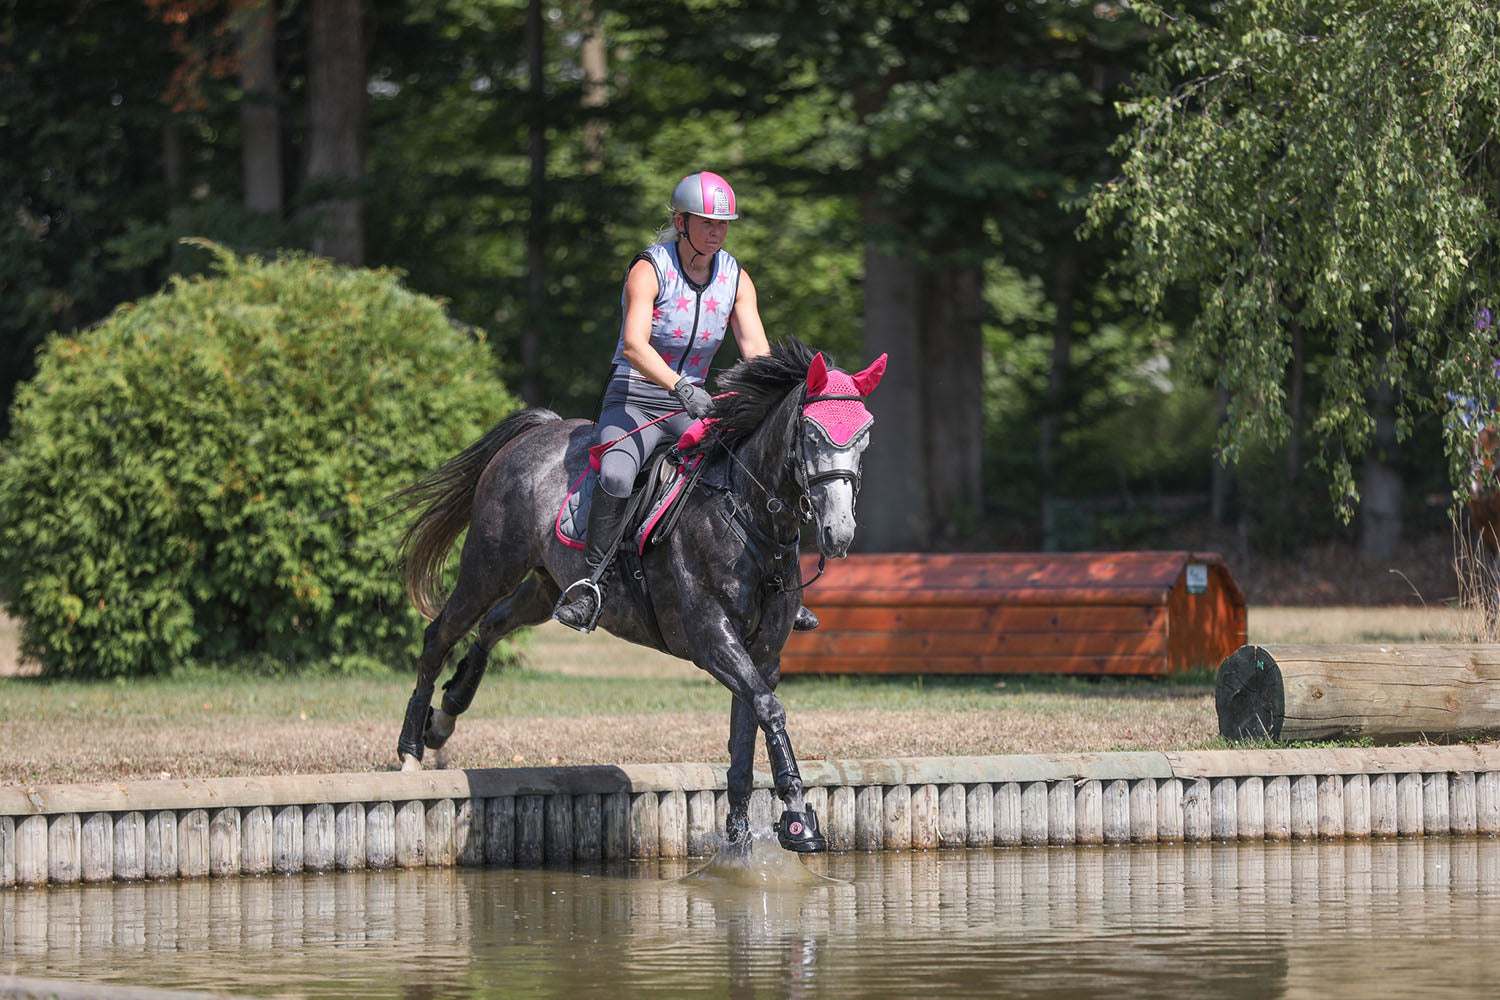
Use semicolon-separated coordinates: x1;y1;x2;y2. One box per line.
795;390;869;497
715;386;870;594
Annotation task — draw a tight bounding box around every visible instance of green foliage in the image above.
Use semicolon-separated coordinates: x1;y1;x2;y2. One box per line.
5;0;1210;554
0;243;516;677
1089;0;1500;515
984;262;1218;543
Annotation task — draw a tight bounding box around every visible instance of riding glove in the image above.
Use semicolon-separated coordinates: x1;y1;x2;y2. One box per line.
672;377;715;420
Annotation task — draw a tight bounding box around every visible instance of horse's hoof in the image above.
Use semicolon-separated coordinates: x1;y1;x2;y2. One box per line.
423;707;455;750
775;808;827;853
725;812;749;845
399;753;424;773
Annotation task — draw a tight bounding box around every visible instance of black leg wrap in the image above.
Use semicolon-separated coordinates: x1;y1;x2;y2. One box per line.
726;738;753;801
397;686;433;762
775;806;827;853
764;728;803;800
440;648;488;718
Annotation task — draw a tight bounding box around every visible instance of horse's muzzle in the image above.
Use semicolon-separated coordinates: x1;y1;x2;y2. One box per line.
820;523;853;558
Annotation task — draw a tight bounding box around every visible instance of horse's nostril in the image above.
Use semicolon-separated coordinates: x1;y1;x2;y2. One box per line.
822;526;836;551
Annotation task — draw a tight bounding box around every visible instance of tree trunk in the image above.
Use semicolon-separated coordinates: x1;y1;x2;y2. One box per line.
163;124;183;203
859;213;927;551
1210;380;1234;524
1039;251;1078;550
521;0;547;406
919;262;984;542
1359;325;1402;559
240;0;282;215
303;0;365;265
1284;317;1304;484
579;0;607;171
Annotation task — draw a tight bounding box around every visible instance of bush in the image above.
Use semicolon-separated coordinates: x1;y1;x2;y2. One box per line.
0;242;516;677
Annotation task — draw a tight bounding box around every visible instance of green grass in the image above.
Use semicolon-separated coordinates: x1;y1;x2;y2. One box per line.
0;667;1213;725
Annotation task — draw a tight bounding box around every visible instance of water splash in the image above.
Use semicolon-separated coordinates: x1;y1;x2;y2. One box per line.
679;831;847;888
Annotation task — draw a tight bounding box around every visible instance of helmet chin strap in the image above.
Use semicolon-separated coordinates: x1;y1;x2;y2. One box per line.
678;216;711;268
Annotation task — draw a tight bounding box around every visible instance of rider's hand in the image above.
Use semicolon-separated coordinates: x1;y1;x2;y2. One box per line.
672;377;715;420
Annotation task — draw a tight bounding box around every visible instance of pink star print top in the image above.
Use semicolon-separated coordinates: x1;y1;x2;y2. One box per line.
610;242;742;384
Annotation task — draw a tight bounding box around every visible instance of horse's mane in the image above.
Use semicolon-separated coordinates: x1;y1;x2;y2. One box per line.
683;337;826;458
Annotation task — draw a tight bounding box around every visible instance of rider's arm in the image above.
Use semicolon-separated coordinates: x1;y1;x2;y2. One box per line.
730;269;771;360
619;259;686;392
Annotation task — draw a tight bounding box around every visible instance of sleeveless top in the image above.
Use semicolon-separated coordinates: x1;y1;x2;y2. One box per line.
609;242;742;385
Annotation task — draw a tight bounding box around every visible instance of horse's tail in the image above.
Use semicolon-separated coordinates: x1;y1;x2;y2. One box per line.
390;407;562;620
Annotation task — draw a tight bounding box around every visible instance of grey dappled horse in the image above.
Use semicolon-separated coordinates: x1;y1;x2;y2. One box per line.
391;338;886;852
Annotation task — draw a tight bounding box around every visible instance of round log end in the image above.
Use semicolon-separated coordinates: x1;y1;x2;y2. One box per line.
1216;644;1284;742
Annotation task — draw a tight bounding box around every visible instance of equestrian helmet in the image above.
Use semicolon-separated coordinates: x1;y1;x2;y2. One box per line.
671;171;738;220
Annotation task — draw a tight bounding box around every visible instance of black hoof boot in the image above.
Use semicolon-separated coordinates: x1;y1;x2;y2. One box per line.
793;605;819;631
775;808;827;853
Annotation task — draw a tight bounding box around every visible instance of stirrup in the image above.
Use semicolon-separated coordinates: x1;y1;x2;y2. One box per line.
553;578;604;633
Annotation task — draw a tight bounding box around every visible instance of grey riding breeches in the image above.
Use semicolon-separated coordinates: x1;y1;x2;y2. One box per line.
595;369;696;499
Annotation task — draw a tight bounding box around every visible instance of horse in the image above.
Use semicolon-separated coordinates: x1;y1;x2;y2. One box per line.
1466;422;1500;625
389;337;887;852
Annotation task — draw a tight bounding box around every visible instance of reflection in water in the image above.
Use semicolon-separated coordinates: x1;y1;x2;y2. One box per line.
2;837;1498;998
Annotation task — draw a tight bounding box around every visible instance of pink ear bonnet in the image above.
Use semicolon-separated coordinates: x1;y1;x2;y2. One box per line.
804;353;886;446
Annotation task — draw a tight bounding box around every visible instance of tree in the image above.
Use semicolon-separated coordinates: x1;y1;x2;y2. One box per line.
303;0;367;264
238;0;283;216
0;244;515;676
1089;1;1500;551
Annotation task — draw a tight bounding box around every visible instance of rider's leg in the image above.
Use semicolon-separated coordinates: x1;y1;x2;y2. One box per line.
552;484;631;631
553;401;655;631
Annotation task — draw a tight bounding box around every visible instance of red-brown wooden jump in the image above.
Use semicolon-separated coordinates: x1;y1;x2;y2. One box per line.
782;551;1246;677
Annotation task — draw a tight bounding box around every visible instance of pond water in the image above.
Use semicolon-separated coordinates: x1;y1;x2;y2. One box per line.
4;836;1500;999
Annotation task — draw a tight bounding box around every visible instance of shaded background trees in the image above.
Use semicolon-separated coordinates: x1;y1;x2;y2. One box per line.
2;0;1472;559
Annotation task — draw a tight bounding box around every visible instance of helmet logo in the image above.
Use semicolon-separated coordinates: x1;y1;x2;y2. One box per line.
712;188;730;216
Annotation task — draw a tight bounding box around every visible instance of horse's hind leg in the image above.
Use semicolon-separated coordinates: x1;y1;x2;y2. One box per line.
724;696;758;847
425;572;561;751
399;604;487;770
399;535;532;769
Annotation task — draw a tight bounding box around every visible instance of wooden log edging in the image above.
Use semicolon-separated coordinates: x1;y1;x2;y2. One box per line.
3;746;1499;887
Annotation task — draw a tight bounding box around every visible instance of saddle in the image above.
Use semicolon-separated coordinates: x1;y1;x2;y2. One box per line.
554;432;708;557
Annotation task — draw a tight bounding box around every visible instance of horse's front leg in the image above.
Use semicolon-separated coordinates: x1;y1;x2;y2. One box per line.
692;625;824;852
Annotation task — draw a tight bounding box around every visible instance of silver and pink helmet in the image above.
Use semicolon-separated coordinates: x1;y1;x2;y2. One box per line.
670;171;739;220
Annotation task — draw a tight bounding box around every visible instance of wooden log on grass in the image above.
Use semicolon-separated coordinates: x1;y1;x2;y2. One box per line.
1217;644;1500;743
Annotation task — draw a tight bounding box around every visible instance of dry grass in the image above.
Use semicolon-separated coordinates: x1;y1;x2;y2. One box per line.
1246;605;1484;644
0;603;1490;788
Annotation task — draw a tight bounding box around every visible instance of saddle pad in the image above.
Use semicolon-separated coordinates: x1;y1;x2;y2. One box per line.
554;454;701;555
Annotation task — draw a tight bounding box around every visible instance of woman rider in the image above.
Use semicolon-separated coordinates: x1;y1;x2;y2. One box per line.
553;171;818;633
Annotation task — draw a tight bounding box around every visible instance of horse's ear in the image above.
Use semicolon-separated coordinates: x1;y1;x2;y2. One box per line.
806;352;830;395
851;353;887;396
